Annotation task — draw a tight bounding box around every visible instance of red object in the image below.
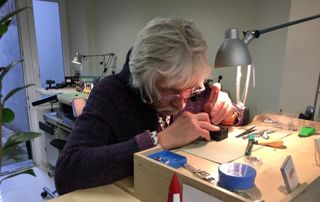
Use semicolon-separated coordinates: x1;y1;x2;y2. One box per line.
204;83;221;114
167;173;183;202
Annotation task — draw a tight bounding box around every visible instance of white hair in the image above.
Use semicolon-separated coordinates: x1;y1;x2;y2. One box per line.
129;17;210;103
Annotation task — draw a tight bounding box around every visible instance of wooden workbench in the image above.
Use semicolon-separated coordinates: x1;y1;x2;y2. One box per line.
134;113;320;202
50;114;320;201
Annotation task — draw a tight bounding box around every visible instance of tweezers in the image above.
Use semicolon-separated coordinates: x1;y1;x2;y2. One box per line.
235;125;256;138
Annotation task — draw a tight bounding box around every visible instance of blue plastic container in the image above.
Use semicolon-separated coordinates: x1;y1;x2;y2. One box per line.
148;150;187;169
218;162;256;190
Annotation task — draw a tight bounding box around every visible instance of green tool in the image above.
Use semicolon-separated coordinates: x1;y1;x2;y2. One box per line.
299;126;316;137
245;134;255;156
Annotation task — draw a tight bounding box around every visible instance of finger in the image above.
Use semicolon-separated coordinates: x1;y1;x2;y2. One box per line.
221;104;234;122
210;91;233;124
193;112;211;123
210;91;227;115
197;121;220;141
204;102;213;115
198;120;220;131
198;124;220;141
198;129;211;141
213;103;232;124
210;101;226;124
212;82;221;91
205;83;221;114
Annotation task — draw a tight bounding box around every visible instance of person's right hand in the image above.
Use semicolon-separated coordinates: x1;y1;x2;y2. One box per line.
157;111;220;150
204;83;235;125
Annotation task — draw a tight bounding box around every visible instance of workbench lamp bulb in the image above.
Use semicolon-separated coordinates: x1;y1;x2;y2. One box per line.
72;51;83;65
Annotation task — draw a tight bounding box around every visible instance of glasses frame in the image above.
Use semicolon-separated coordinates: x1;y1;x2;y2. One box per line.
156;84;205;102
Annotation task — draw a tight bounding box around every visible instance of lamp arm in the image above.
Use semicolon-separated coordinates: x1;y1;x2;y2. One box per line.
313;70;320;120
243;13;320;45
84;53;115;59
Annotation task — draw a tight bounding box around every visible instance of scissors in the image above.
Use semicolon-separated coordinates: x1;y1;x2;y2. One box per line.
235;125;256;138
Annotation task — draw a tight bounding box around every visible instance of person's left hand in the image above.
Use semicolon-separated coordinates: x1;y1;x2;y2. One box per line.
204;83;235;125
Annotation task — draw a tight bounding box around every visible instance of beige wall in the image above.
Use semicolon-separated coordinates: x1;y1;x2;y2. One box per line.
280;0;320;120
214;1;291;119
66;0;261;76
66;0;305;121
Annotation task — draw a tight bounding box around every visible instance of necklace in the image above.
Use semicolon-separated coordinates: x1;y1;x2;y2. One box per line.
158;115;171;131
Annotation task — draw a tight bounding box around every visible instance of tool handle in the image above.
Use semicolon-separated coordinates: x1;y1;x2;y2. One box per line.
257;138;283;148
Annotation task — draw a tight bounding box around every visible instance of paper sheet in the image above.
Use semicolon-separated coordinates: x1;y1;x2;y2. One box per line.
181;128;291;164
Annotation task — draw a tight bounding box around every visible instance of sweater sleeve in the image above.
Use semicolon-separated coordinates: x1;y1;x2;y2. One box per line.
54;80;155;195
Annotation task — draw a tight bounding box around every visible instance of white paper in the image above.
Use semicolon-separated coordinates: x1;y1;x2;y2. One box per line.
280;155;299;192
314;138;320;165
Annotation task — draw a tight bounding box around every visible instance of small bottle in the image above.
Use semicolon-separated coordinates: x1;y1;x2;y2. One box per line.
245;134;255;156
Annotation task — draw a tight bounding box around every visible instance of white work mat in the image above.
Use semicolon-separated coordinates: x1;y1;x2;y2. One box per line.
180;127;291;164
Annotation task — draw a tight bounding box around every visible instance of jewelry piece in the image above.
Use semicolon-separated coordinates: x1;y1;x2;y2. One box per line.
244;155;263;166
263;118;297;131
149;131;159;146
183;164;215;184
232;190;264;202
158;115;171;130
154;156;169;164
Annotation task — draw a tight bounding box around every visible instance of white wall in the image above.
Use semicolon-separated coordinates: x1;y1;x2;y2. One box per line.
280;0;320;119
245;1;291;118
65;0;299;121
66;0;91;76
66;0;261;76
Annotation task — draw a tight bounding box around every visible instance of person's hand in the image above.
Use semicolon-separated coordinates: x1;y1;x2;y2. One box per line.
204;83;235;125
157;111;219;150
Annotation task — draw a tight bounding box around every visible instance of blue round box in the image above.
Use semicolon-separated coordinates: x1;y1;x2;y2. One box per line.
218;162;257;190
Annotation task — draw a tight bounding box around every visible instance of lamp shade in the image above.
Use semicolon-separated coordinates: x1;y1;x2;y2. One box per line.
215;28;252;68
72;52;82;64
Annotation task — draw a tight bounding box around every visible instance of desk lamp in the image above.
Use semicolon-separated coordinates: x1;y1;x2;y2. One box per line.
71;51;116;77
215;14;320;114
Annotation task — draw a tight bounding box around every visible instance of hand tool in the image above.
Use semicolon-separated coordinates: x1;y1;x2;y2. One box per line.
254;138;284;148
235;125;256;138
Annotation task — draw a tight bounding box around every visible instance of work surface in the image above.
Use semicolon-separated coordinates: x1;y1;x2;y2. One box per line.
134;113;320;202
50;114;320;202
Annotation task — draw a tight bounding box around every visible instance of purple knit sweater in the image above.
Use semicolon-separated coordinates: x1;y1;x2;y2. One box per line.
54;51;210;195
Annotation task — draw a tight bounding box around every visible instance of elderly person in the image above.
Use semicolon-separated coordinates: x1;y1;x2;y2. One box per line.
55;16;242;195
